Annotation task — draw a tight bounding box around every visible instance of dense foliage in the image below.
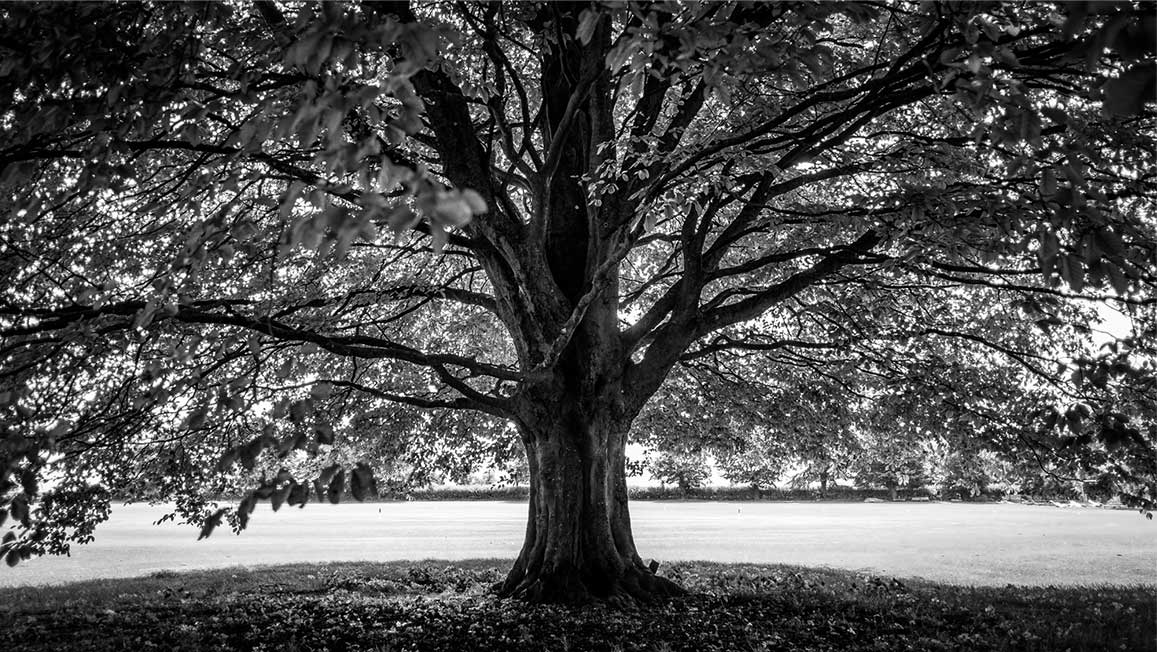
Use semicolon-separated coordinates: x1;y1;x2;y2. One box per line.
1;0;1155;600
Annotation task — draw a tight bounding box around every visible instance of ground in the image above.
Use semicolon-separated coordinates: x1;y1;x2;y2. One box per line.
2;503;1153;650
0;560;1152;651
1;501;1152;587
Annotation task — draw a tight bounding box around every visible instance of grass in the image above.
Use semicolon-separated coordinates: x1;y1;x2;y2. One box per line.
0;560;1152;651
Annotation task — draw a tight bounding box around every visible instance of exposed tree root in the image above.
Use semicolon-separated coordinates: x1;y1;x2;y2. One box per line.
496;560;687;606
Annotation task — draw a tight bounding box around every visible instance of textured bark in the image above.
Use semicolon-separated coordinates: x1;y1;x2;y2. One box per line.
497;405;684;604
394;1;692;605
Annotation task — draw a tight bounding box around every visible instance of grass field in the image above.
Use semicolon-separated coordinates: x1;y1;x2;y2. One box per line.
0;560;1152;651
1;501;1152;588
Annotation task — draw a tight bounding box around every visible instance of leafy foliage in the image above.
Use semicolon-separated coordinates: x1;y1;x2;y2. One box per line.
649;449;712;492
1;1;1155;587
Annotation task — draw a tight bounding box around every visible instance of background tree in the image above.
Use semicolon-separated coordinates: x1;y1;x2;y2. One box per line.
648;449;712;494
1;1;1155;602
715;427;792;495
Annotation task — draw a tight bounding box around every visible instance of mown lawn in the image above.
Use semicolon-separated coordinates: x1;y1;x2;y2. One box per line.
0;560;1151;651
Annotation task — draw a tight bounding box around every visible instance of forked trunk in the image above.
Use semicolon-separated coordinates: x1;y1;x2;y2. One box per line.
497;411;685;604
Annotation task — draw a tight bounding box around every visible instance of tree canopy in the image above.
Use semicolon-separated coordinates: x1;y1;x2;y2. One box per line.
1;1;1154;602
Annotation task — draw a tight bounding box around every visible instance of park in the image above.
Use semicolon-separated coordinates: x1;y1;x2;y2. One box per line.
0;499;1153;650
1;0;1155;650
0;501;1153;587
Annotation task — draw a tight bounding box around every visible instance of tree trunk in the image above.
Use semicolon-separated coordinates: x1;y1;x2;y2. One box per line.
496;407;684;604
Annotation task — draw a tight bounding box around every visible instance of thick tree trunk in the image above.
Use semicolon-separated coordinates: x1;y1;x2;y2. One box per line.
497;409;684;604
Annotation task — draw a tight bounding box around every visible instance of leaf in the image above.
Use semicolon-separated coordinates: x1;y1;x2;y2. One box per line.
4;550;18;568
310;382;333;400
1038;229;1060;280
1039;169;1057;198
606;39;634;71
1093;228;1125;259
429;222;448;254
20;469;37;497
351;463;377;501
1041;106;1068;126
326;469;345;504
431;192;472;228
1061;255;1085;292
314;422;335;445
386;205;419;236
1106;263;1129;295
237;495;256;530
288;481;311;507
197;508;227;540
277;359;294;378
132;300;159;330
1043;410;1059;431
461;189;487;214
1103;62;1157;117
576;9;600;45
184;406;208;430
289;399;312;423
271;482;293;512
318;463;341;486
9;495;28;524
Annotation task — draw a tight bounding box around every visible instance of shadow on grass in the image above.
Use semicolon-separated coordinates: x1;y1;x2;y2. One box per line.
0;559;1152;651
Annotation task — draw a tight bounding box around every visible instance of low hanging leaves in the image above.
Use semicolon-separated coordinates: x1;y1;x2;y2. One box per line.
326;469;345;504
350;463;378;502
287;481;311;508
197;508;228;540
271;481;294;512
9;495;29;526
237;495;257;530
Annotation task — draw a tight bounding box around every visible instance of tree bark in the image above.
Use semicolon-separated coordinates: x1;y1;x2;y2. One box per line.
497;398;684;604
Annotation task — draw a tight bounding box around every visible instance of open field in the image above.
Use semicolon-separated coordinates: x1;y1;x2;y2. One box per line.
1;501;1152;588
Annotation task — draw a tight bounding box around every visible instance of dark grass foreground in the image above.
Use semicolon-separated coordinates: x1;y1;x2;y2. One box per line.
0;561;1152;651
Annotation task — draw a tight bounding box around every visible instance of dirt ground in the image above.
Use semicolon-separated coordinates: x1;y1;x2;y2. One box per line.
1;501;1152;587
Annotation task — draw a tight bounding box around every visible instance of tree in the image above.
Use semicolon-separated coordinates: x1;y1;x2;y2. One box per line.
716;428;791;494
649;448;712;493
2;1;1155;602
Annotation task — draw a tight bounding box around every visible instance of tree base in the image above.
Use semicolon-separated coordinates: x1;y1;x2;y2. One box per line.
496;561;687;605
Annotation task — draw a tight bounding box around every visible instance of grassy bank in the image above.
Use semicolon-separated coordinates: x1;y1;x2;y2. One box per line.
1;561;1151;651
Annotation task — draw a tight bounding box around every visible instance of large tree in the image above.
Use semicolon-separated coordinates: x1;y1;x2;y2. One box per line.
1;1;1155;603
